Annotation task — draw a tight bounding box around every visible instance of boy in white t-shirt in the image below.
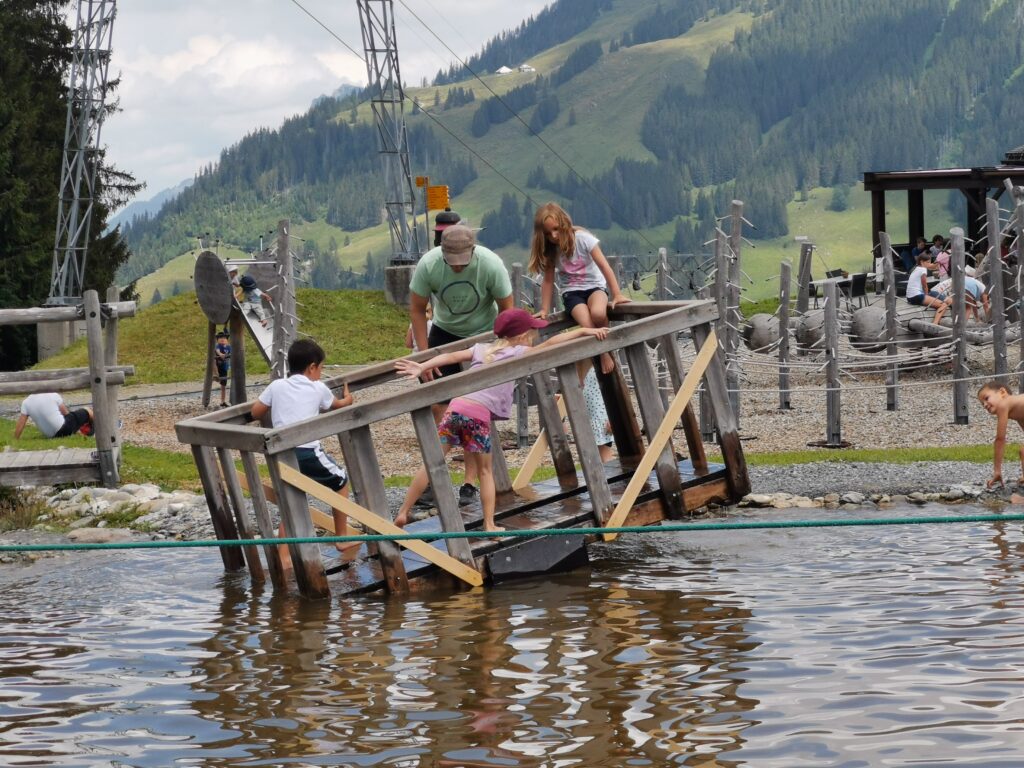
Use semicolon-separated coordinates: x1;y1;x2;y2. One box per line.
14;393;93;439
250;339;355;563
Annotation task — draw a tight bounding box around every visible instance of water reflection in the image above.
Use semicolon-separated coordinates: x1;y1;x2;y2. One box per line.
1;505;1024;766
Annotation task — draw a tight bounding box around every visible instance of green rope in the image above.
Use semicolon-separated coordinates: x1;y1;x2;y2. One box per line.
4;512;1024;553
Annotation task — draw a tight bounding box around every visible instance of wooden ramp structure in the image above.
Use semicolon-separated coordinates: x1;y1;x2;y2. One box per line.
174;300;749;600
1;289;134;488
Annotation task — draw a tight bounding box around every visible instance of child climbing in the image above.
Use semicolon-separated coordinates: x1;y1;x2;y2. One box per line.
392;308;609;533
250;339;356;565
214;330;231;407
529;202;629;374
978;380;1024;489
239;274;273;328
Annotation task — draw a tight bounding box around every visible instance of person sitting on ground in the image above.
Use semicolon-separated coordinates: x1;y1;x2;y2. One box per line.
14;392;93;439
214;330;231;407
239;274;273;328
905;252;949;324
978;380;1024;489
250;339;356;564
392;308;609;533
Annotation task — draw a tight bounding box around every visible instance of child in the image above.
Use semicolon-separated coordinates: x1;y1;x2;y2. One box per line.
214;330;231;407
576;359;615;463
13;393;93;439
239;274;273;328
393;308;609;532
978;381;1024;489
905;252;949;325
250;339;356;560
529;202;629;374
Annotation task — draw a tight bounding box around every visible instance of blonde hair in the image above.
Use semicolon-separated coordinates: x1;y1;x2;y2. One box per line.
483;337;514;363
529;202;577;275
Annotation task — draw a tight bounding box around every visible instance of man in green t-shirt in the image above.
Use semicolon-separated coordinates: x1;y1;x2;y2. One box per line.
408;224;513;506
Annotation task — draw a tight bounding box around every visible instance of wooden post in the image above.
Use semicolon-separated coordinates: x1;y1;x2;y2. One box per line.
728;201;743;419
595;363;645;462
621;344;686;519
778;260;791;410
511;262;523;307
795;241;814;315
656;249;668;301
238;450;289;588
202;321;216;408
229;309;247;405
510;262;530;448
689;324;749;497
216;447;266;582
824;281;841;446
104;285;122;466
84;290;117;487
880;232;899;411
555;363;616;524
658;333;709;476
531;371;577;485
697;285;716;443
271;218;296;380
191;444;245;571
950;228;969;425
489;420;514;496
338;427;409;593
987;199;1009;383
266;450;330;599
1016;198;1024;393
410;407;475;568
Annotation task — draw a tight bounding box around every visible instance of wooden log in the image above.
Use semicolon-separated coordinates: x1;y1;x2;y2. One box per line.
795;241;814;317
658;333;709;475
0;301;136;326
229;309;247;405
104;286;122;467
1018;199;1024;394
531;371;576;484
271;219;296;380
237;450;288;589
622;343;686;519
656;248;668;301
338;426;409;593
0;365;132;383
84;290;118;488
191;444;246;571
595;358;645;462
879;232;899;411
216;447;265;582
203;321;216;408
824;281;841;446
266;451;329;599
950;228;969;424
727;202;743;422
0;371;127;396
690;324;750;498
410;407;476;568
555;363;616;524
778;260;792;410
987;198;1009;383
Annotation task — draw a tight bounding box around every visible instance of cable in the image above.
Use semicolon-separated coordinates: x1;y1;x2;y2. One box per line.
288;0;364;60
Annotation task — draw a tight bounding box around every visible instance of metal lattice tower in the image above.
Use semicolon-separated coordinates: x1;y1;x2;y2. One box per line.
357;0;423;264
47;0;116;305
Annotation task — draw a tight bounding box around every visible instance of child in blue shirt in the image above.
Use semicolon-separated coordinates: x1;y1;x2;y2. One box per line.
214;331;231;407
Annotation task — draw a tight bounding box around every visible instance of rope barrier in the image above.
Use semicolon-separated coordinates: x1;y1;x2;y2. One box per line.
5;512;1024;553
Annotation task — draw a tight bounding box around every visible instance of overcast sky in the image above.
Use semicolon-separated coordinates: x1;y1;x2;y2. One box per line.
101;0;549;207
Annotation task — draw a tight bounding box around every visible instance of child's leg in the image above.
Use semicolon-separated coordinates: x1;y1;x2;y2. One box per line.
277;522;294;574
570;298;615;374
330;484;360;555
471;451;502;533
394;444;453;527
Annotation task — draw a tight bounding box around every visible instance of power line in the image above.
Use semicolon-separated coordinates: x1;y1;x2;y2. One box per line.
288;0;364;59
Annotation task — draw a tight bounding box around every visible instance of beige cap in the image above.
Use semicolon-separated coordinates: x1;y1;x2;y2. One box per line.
440;225;475;266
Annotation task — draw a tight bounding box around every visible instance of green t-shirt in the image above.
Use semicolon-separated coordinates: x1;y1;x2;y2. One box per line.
409;244;513;338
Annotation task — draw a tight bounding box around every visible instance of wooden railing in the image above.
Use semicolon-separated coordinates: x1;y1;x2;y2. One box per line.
175;299;748;599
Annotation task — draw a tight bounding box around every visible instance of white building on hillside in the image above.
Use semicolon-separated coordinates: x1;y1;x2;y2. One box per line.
495;65;513;75
518;63;536;73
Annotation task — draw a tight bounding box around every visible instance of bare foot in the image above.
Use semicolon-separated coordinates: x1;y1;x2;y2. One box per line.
1011;493;1024;504
599;352;615;375
334;540;361;555
482;525;505;534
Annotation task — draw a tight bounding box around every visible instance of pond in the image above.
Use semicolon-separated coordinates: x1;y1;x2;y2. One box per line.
1;503;1023;766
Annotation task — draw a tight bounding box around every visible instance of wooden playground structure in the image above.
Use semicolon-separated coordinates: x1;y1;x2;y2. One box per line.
0;288;135;488
174;299;749;600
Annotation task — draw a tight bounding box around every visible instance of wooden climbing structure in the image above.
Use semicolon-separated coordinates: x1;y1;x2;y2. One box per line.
174;299;749;599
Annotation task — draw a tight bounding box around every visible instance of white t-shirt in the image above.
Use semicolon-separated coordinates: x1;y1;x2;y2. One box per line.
906;265;928;299
20;393;66;437
555;230;606;294
257;374;334;449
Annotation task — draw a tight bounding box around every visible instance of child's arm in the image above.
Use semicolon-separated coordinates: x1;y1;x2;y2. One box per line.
12;414;28;440
395;348;474;380
250;400;270;421
529;326;609;354
990;404;1010;487
405;324;415;350
590;244;630;308
329;382;353;410
539;267;555;317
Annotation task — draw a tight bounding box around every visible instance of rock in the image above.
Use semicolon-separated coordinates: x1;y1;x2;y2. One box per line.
743;494;774;507
823;493;840;504
67;528;135;543
840;492;865;505
69;516;97;529
942;488;965;501
908;492;928;504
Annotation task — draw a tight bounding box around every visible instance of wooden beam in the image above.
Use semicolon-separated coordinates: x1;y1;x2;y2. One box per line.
236;452;288;589
236;469;336;531
266;452;329;599
511;395;566;491
0;371;127;395
216;448;265;582
659;333;709;474
602;330;718;541
279;463;483;587
0;365;133;383
0;301;137;326
191;445;246;571
84;291;118;488
556;363;615;525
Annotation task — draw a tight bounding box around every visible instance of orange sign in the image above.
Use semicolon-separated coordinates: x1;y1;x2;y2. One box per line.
426;185;450;210
415;176;428;187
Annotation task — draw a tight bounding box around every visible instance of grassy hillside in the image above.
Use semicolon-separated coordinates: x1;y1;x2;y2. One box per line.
38;289;411;384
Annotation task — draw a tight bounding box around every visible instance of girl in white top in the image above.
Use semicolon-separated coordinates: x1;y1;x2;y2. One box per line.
529;202;629;374
905;253;949;325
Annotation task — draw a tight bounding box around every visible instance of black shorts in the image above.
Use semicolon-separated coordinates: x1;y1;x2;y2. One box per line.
562;286;608;314
54;408;91;438
427;323;468;378
216;364;229;385
295;446;348;492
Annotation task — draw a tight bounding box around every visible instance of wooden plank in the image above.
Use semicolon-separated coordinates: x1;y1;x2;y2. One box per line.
511;395;566;491
266;452;329;599
596;359;645;461
623;342;686;520
229;309;247;406
190;445;245;571
339;426;409;593
0;365;133;383
174;420;269;452
556;363;615;525
603;330;718;541
104;286;122;475
488;419;514;496
237;452;288;589
216;448;265;583
531;372;576;484
0;301;136;326
410;407;476;568
84;291;118;488
658;333;708;475
0;464;100;486
0;371;127;396
279;463;483;587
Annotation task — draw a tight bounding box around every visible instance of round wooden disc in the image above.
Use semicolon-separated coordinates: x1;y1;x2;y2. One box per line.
194;251;234;324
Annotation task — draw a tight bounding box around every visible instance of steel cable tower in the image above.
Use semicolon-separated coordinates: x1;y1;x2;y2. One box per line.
47;0;116;305
357;0;423;264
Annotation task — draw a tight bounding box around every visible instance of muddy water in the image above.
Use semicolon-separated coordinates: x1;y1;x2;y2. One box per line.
2;504;1024;766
